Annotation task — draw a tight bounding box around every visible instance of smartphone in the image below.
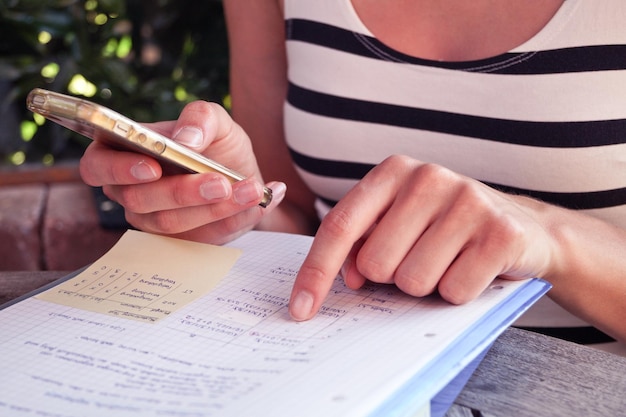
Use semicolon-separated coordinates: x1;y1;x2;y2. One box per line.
26;88;272;207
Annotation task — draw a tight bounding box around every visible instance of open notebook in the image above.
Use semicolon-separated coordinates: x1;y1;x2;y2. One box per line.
0;230;550;417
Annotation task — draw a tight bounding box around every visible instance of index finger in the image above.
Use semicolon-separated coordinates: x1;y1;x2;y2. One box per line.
80;141;163;186
288;179;394;321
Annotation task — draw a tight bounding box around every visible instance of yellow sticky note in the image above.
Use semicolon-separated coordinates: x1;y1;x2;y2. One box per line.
37;230;242;323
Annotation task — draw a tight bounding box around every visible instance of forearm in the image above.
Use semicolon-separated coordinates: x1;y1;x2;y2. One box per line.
539;202;626;342
225;0;319;236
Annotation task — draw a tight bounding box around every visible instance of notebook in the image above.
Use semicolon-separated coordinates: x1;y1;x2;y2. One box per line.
0;230;550;417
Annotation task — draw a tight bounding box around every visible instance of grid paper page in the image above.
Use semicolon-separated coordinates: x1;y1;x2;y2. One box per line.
0;231;544;417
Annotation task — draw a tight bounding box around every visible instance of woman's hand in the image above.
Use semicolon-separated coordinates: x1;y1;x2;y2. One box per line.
79;100;286;244
289;155;559;320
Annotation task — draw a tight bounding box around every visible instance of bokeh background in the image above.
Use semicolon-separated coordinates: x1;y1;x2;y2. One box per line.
0;0;229;168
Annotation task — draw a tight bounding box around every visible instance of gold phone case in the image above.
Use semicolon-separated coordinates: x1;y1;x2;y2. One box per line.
26;88;271;207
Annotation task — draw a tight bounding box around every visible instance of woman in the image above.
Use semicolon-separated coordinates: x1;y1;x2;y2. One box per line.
80;0;626;353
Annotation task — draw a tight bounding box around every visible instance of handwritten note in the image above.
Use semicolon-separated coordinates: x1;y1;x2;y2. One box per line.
36;230;241;323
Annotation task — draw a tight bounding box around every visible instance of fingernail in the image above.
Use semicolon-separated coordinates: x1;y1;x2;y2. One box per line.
269;182;287;205
233;182;262;205
199;178;230;200
131;161;158;181
290;290;314;321
174;127;203;148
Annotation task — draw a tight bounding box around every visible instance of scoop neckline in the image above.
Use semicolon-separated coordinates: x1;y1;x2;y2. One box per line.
343;0;578;69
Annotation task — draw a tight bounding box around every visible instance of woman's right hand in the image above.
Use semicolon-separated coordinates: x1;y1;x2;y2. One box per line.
79;100;286;245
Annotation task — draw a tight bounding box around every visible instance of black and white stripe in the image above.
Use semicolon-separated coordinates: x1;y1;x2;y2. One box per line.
283;0;626;352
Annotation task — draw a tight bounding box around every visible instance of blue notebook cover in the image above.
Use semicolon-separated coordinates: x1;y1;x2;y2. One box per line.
370;278;550;417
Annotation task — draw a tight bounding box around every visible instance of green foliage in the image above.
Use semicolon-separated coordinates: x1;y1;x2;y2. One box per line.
0;0;229;165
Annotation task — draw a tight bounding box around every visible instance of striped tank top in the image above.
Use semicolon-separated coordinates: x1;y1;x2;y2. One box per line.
283;0;626;354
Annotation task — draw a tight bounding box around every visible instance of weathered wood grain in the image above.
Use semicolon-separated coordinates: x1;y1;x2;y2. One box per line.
454;327;626;416
0;270;70;305
444;404;476;417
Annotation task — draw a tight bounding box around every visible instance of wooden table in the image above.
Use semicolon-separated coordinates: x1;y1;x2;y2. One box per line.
2;271;626;416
